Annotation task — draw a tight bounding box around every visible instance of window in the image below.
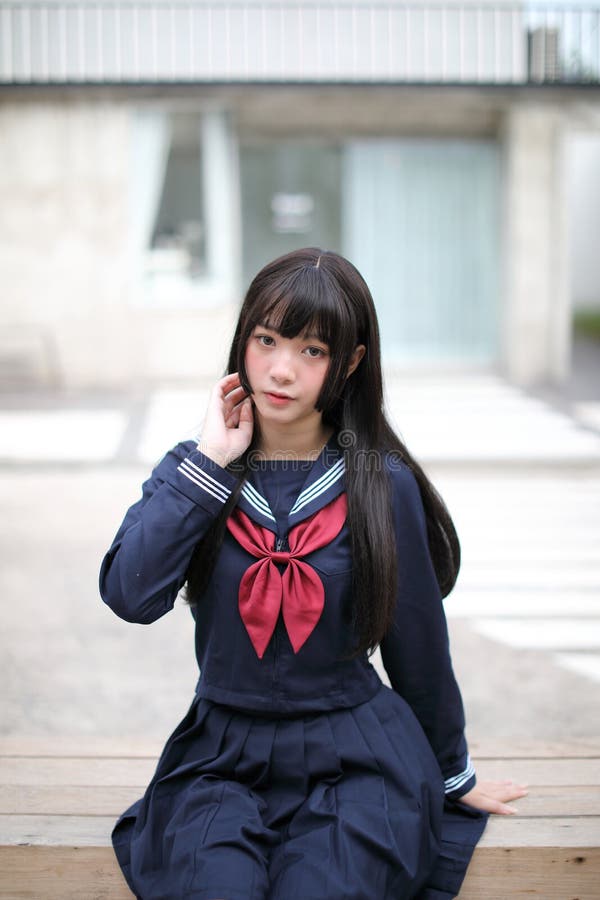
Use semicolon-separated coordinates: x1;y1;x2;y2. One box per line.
130;108;238;308
150;114;207;282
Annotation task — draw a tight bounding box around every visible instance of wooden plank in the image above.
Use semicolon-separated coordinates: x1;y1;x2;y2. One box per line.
473;758;600;786
1;783;599;819
0;757;157;787
0;846;133;899
507;785;600;818
0;785;142;817
0;815;117;847
2;814;600;850
468;738;600;759
477;815;600;849
459;846;600;899
2;736;599;760
1;845;598;900
0;736;163;759
4;755;599;788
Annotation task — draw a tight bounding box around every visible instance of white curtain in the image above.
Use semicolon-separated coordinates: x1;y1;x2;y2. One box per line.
130;109;172;288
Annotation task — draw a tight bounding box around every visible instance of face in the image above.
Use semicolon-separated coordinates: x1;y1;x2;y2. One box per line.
244;323;331;432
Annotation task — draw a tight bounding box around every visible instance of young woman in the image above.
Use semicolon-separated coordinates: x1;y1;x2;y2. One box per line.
100;248;526;900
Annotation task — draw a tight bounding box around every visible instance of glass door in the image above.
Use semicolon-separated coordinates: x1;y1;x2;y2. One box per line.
343;139;501;365
240;141;342;289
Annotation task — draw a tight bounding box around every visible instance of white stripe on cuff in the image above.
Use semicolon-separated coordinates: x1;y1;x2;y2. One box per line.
444;755;475;794
177;460;231;503
182;456;233;495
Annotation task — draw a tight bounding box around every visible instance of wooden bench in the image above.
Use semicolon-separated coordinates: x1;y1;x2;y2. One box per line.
1;737;599;899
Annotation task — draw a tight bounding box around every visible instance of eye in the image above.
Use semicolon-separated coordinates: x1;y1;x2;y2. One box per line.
256;334;275;347
304;345;328;359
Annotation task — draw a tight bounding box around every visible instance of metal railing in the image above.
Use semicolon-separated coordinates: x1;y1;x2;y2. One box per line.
1;1;598;85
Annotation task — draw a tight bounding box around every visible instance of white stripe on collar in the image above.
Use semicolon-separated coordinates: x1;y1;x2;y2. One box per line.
289;458;345;515
241;482;276;522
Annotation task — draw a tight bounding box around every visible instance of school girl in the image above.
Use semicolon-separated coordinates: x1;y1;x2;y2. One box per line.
100;248;526;900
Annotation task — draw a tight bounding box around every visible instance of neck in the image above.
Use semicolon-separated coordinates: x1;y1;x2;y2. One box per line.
254;418;333;461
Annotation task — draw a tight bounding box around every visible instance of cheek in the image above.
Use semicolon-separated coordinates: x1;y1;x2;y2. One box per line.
243;343;260;387
308;363;329;397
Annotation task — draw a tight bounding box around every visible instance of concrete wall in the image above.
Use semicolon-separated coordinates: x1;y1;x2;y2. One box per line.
0;96;238;388
0;98;130;386
500;103;571;385
1;85;599;389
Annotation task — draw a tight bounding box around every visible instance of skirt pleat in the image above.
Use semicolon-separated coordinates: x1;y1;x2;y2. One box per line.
112;686;487;900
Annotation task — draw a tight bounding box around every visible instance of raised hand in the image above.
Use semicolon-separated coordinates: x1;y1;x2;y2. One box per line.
458;779;529;815
197;373;254;468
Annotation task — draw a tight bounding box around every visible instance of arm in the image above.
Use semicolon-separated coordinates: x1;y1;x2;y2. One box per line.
380;461;475;801
99;442;239;624
99;372;253;625
380;463;528;813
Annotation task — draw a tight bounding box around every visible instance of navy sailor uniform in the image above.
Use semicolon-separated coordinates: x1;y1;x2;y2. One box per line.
99;435;487;899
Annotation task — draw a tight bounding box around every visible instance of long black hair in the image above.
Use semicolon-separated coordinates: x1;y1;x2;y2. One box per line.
185;248;460;656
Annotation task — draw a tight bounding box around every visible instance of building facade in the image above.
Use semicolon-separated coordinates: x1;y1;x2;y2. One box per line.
1;1;599;389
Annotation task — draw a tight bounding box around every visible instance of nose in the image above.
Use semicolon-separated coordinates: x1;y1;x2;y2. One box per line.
269;347;296;384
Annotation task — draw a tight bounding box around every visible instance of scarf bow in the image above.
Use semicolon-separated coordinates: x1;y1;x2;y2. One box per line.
226;493;348;658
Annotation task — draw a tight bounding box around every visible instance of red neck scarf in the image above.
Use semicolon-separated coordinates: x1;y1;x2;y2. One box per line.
226;493;347;658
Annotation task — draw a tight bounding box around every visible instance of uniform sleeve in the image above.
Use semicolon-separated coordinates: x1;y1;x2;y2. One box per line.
99;440;239;625
380;461;476;800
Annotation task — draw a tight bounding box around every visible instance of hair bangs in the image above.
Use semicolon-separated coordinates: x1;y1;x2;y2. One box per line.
250;265;349;351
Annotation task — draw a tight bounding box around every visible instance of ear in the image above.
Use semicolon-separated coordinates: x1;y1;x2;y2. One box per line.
346;344;366;378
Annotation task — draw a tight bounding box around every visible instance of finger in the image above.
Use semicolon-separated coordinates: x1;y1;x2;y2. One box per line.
479;796;519;816
487;788;528;804
224;393;251;424
482;782;527;797
220;381;245;400
495;804;519;816
226;407;241;428
507;788;529;801
223;386;249;413
224;396;254;431
209;374;240;405
220;371;241;384
210;372;239;398
238;396;254;421
491;782;529;801
498;800;520;815
479;780;528;797
237;397;254;436
219;372;243;393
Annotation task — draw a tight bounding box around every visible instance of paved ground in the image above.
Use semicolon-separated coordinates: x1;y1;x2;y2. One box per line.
1;336;599;748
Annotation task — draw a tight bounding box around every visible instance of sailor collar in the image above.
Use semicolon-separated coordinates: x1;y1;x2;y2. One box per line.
237;435;346;531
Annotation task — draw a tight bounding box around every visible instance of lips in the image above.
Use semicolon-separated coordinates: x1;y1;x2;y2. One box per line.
264;391;294;405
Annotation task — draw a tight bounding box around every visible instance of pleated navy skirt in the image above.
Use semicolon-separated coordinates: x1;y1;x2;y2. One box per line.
112;685;487;900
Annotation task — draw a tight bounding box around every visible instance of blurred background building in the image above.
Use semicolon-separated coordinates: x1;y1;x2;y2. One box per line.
1;1;600;756
1;0;599;391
